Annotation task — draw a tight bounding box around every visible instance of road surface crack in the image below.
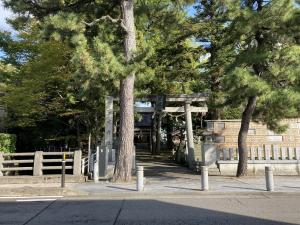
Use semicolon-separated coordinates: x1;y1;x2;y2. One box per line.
113;199;125;225
22;199;56;225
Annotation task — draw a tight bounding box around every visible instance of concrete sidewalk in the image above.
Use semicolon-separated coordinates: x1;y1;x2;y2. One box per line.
1;175;300;198
74;175;300;196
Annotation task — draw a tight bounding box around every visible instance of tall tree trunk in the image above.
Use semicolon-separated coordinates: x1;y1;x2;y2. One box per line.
210;44;221;120
113;0;136;182
237;0;263;177
236;96;257;177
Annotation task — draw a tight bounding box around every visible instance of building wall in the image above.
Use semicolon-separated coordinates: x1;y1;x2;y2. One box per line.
205;118;300;148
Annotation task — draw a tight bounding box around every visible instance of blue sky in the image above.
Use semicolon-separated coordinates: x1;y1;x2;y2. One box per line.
0;3;197;33
0;2;14;32
0;2;196;59
0;2;14;58
187;5;196;17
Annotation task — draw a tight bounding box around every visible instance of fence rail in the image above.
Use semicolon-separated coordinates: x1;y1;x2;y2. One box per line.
1;167;34;171
3;152;34;157
0;150;82;176
211;145;300;175
217;145;300;162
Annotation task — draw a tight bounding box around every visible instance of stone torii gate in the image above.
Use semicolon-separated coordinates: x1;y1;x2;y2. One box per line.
104;93;208;169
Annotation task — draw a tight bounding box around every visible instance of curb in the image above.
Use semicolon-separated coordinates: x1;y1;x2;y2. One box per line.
0;187;88;197
2;186;300;199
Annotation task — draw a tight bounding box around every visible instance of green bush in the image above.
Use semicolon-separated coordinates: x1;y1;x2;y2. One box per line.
0;133;16;153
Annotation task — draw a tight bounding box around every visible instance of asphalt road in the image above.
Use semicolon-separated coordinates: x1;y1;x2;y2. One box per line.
0;194;300;225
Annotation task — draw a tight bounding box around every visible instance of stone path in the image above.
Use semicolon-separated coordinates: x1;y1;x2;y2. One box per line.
136;151;199;180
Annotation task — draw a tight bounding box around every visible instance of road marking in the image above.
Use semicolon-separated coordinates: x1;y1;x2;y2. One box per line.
16;199;56;202
0;196;63;200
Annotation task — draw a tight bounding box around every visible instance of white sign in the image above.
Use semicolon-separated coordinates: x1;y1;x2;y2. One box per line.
267;135;283;142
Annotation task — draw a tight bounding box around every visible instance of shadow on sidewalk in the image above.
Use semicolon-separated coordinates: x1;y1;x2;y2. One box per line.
222;185;265;191
106;186;136;192
164;186;200;191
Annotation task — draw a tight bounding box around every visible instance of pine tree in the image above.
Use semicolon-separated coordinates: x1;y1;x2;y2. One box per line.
222;0;300;176
192;0;238;119
3;0;195;181
3;0;137;181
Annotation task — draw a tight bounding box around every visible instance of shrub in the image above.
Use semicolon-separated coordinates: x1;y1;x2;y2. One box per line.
0;133;16;153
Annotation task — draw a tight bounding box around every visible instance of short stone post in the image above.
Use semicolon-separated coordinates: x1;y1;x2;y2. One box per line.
0;152;3;176
73;150;82;176
99;146;108;177
201;166;209;191
137;166;144;192
33;151;43;176
94;147;99;183
132;146;136;173
202;142;217;166
265;166;274;191
87;133;92;173
81;158;85;175
265;145;271;160
273;146;279;160
111;149;116;162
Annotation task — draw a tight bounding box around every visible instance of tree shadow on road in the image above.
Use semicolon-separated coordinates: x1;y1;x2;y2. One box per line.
0;198;298;225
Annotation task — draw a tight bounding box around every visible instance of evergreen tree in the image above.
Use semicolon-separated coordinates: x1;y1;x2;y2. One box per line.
223;0;300;176
134;0;203;96
192;0;240;120
0;31;108;150
3;0;195;181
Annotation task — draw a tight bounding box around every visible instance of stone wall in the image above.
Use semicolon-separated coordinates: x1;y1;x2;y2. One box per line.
205;118;300;148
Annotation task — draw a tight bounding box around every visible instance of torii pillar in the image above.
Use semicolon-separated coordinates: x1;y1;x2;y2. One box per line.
105;96;114;161
184;100;195;168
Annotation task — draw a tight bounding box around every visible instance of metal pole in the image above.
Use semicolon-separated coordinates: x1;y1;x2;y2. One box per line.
94;146;99;183
265;166;274;191
61;153;66;188
201;166;209;191
87;133;91;173
137;166;144;191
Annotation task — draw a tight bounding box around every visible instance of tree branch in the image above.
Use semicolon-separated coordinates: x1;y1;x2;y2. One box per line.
83;15;128;32
21;0;96;17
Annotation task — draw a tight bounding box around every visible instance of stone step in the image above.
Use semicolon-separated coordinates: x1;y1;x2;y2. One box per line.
208;167;221;176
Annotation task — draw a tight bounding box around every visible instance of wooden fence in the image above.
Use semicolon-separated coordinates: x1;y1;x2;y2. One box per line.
0;150;82;176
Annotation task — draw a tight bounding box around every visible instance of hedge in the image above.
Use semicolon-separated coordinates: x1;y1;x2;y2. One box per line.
0;133;16;153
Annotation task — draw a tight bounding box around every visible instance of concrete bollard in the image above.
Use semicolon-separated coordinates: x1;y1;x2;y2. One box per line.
201;166;209;191
94;147;99;183
137;166;144;192
265;166;274;191
93;162;99;183
81;158;85;175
